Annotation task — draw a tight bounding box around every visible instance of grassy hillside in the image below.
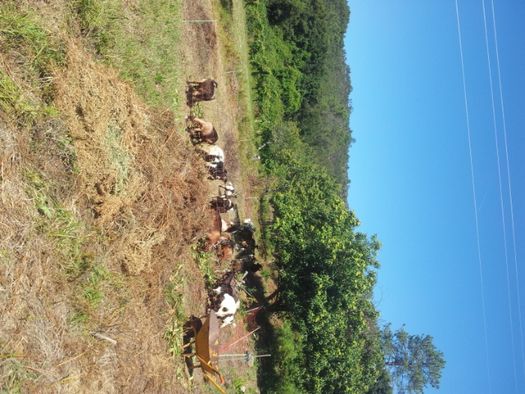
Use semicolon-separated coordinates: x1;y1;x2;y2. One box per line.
0;2;212;391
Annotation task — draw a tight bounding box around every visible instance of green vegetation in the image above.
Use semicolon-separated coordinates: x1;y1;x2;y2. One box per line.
24;169;88;277
164;263;186;358
258;129;383;393
164;263;191;386
24;169;120;327
0;4;64;72
0;356;37;394
381;324;446;393
246;0;352;192
73;0;183;110
0;4;64;121
0;70;39;120
245;1;382;390
192;245;217;287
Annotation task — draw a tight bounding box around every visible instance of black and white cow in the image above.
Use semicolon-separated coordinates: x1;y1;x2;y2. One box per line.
210;271;240;328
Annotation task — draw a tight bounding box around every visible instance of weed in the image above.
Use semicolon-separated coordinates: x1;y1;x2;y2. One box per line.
82;264;110;308
191;244;216;287
0;4;65;121
72;0;184;111
73;0;121;55
0;70;39;120
23;169;93;279
190;102;204;119
0;4;65;72
70;311;89;328
0;358;37;394
105;122;131;194
164;264;185;359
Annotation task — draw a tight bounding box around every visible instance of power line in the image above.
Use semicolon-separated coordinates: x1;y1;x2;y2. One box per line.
480;0;519;390
490;0;525;380
454;1;492;391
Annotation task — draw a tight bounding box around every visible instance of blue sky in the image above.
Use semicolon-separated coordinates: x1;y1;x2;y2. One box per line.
345;1;525;393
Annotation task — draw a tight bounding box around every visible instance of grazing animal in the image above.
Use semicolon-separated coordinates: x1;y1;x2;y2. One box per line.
219;182;236;198
205;209;223;250
187;79;218;104
207;161;228;181
204;210;235;263
210;196;234;213
216;237;234;262
199;145;225;163
186;116;219;145
210;271;240;328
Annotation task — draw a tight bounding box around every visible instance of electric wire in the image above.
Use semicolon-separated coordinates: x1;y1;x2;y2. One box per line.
454;1;492;391
481;0;519;389
490;0;525;380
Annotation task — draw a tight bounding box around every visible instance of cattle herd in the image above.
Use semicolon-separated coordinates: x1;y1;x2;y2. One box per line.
185;79;261;329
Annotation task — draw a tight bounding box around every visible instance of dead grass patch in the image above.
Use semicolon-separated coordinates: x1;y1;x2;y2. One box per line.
1;39;213;392
0;0;265;391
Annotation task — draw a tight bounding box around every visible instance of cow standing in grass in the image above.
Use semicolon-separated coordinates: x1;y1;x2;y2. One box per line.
186;116;219;145
210;271;240;328
186;78;218;105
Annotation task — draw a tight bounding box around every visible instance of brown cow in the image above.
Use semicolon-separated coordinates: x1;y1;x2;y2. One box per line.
215;237;234;262
205;209;223;250
204;210;235;263
186;78;218;105
186;116;219;145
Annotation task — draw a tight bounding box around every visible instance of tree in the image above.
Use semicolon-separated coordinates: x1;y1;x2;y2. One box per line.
366;368;393;394
381;324;445;393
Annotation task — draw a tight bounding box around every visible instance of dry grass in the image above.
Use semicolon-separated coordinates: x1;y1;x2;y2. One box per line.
0;36;211;394
0;0;265;392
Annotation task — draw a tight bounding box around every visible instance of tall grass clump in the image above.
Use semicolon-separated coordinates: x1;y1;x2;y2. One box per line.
72;0;184;111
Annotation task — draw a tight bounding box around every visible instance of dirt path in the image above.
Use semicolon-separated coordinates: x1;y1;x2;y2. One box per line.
179;0;244;208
